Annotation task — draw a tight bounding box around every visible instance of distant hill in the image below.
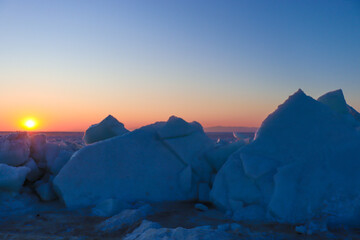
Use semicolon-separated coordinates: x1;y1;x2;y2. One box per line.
204;126;258;133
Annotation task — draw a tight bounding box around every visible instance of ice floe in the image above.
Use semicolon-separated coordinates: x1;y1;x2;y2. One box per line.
83;115;129;144
211;89;360;224
54;116;214;208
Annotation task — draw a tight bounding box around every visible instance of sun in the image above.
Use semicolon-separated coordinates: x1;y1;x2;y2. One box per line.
23;118;38;130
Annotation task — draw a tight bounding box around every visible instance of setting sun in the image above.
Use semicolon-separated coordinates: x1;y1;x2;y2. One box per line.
23;118;37;130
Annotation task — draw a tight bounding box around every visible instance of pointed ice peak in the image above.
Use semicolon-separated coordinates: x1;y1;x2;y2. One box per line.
105;114;116;120
318;89;345;102
317;89;348;114
83;115;129;144
102;115;125;127
279;88;311;109
157;115;203;139
295;88;305;95
286;89;307;101
167;115;186;123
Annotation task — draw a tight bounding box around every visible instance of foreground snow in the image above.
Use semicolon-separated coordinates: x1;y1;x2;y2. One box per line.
1;195;357;239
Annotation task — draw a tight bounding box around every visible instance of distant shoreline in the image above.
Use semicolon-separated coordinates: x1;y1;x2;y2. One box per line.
204;126;258;133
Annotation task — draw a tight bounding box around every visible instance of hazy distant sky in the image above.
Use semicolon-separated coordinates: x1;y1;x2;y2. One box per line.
0;0;359;131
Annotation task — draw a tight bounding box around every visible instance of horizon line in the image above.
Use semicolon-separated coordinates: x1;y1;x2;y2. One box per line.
0;125;259;134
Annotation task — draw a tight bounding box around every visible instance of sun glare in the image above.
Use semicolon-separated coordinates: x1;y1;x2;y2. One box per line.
23;118;37;130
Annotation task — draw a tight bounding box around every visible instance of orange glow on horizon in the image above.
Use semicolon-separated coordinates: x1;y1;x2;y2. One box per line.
1;110;264;132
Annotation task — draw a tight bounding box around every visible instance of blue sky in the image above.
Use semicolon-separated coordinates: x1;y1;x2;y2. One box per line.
0;0;359;130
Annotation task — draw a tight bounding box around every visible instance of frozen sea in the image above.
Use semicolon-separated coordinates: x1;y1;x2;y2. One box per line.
0;131;255;145
0;131;85;145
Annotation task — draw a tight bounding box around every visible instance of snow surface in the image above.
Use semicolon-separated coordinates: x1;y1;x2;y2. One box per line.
195;203;209;211
124;220;162;240
124;224;235;240
83;114;129;144
92;198;132;217
97;204;152;232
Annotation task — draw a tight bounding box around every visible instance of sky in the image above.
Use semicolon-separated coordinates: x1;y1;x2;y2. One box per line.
0;0;359;131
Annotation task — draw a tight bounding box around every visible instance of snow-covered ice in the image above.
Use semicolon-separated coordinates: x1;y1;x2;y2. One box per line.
53;116;214;208
0;131;79;201
24;158;42;182
317;89;350;114
83;115;129;144
205;140;246;172
318;89;360;127
47;149;72;175
0;164;30;192
0;132;30;166
29;134;78;174
35;181;57;201
211;89;360;224
30;133;47;167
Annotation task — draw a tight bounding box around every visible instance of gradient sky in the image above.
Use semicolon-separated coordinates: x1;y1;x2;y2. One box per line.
0;0;359;131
